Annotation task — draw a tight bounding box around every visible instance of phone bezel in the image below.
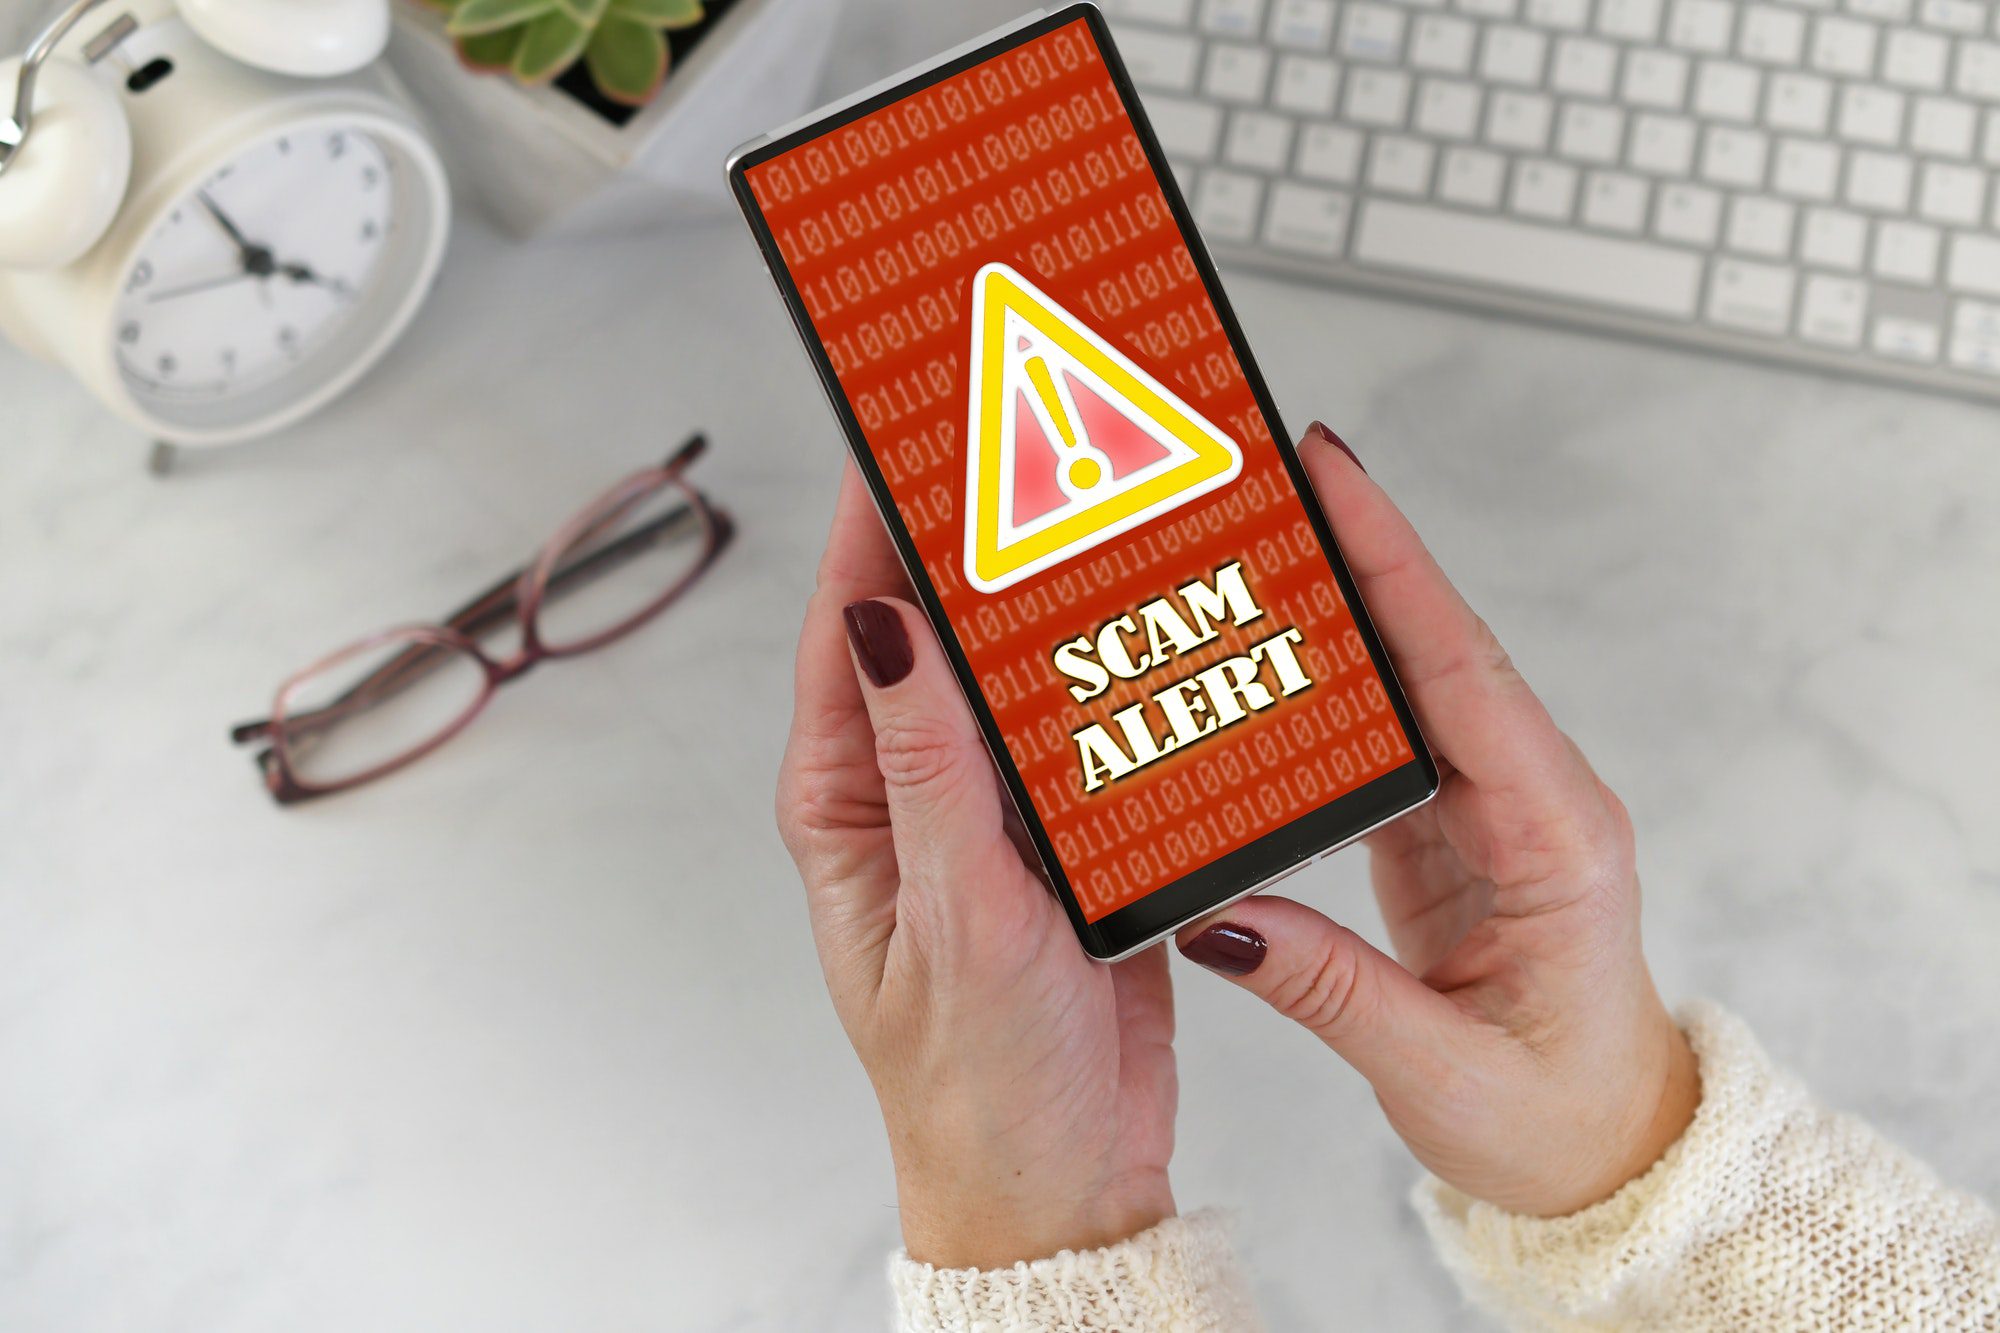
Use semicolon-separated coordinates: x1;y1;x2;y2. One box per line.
728;2;1438;960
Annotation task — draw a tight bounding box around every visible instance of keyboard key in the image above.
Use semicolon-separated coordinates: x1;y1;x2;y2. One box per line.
1370;134;1438;192
1873;315;1942;360
1120;30;1203;90
1696;61;1763;121
1668;0;1735;53
1919;0;1985;33
1873;218;1941;282
1438;145;1509;204
1103;0;1197;20
1598;0;1664;42
1481;26;1549;84
1802;206;1869;267
1957;42;2000;100
1269;0;1338;48
1551;36;1620;97
1949;299;2000;372
1836;85;1904;146
1511;158;1580;217
1846;150;1913;210
1740;5;1808;63
1416;78;1484;137
1882;28;1949;87
1658;181;1725;242
1525;0;1592;29
1798;272;1869;345
1273;54;1342;113
1558;102;1627;162
1727;195;1796;253
1205;43;1274;100
1489;89;1556;149
1341;3;1409;60
1773;138;1841;198
1354;197;1704;315
1766;72;1834;132
1947;233;2000;295
1707;258;1796;333
1986;110;2000;167
1346;67;1414;123
1201;0;1268;37
1809;15;1877;76
1624;49;1691;108
1919;162;1987;224
1195;168;1265;238
1263;180;1352;253
1702;125;1770;187
1148;95;1227;159
1226;109;1297;169
1632;113;1699;174
1411;14;1478;71
1297;123;1366;180
1582;170;1651;230
1910;97;1976;158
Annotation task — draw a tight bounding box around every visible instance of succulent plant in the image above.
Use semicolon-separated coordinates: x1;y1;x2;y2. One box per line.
424;0;707;107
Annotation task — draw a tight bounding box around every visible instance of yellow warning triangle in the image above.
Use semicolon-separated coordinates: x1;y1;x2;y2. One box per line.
962;263;1244;595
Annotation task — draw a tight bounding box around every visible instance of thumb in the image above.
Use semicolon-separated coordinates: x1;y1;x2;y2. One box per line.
841;596;1026;903
1175;895;1468;1097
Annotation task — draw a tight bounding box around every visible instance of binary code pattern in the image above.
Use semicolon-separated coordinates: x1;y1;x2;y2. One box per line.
747;19;1411;921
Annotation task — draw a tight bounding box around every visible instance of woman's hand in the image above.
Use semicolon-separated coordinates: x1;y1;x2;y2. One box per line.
1177;424;1700;1219
776;466;1178;1270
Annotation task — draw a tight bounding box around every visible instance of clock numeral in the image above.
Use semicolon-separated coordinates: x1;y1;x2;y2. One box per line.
221;348;236;371
277;136;291;154
328;132;347;159
361;165;379;191
119;321;140;344
126;260;153;291
157;353;176;377
360;219;379;243
277;326;300;359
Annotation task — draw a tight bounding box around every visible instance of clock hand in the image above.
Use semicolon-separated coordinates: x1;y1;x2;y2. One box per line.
279;262;355;300
197;191;277;276
146;270;257;303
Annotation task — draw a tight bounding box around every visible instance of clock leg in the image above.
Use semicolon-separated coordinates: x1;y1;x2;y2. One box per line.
148;440;177;477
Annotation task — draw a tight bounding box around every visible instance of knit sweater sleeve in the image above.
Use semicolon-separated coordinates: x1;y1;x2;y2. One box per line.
1415;1001;2000;1331
887;1209;1260;1332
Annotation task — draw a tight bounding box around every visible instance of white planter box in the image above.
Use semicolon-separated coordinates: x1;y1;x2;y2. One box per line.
387;0;843;239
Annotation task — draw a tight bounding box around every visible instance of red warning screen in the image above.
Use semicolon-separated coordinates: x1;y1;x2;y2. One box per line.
743;16;1413;922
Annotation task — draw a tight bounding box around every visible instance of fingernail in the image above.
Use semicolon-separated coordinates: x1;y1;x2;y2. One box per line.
843;599;913;687
1303;421;1366;474
1178;922;1267;976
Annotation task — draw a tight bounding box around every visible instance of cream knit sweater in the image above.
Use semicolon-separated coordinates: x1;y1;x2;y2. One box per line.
889;1004;2000;1331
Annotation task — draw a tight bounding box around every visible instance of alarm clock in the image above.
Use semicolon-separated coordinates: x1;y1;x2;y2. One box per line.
0;0;449;448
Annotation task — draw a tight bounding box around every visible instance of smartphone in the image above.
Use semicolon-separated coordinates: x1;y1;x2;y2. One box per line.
728;3;1437;961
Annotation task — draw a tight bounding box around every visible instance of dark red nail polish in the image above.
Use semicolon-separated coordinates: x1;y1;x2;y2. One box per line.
1304;421;1366;474
843;599;914;687
1178;922;1267;976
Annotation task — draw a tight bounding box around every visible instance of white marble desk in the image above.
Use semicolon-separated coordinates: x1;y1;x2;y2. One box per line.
3;3;1997;1327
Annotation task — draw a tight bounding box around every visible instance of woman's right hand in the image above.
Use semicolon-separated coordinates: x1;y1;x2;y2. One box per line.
1176;423;1701;1219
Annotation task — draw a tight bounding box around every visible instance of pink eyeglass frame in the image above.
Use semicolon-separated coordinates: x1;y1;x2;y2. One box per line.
231;434;733;804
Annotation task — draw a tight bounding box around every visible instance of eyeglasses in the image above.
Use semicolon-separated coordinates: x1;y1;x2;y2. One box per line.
233;434;732;804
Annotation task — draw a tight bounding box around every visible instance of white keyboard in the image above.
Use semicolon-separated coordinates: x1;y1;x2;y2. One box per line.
1104;0;2000;397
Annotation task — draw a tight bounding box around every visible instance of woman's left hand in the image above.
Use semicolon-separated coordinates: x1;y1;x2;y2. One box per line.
775;464;1179;1270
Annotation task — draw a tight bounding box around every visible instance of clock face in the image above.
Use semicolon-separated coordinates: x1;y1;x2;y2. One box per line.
110;127;397;403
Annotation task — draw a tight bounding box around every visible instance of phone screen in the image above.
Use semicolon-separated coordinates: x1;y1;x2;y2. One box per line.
735;9;1429;938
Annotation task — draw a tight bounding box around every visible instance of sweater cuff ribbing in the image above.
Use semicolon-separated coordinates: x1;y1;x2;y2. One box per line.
1411;1001;1807;1323
888;1208;1260;1332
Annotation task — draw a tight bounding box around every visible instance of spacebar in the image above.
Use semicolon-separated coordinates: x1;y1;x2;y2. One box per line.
1352;200;1703;321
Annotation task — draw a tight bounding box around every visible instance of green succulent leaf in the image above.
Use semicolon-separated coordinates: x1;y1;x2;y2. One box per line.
608;0;704;28
555;0;612;26
585;15;669;103
454;26;524;70
511;9;590;82
446;0;559;37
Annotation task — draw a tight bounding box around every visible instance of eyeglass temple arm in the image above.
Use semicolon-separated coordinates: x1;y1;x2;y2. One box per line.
228;495;721;746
